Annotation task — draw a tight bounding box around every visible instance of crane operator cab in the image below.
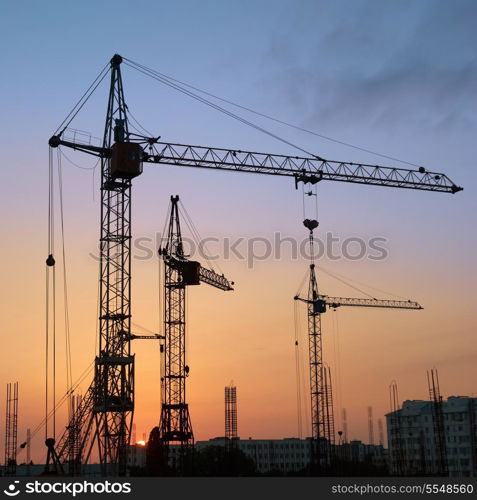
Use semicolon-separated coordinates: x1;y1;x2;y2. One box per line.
110;119;143;179
313;299;327;314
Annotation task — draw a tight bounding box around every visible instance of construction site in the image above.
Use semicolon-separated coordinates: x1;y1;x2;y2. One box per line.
1;50;473;479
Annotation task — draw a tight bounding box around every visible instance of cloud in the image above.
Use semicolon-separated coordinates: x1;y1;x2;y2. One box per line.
258;0;477;141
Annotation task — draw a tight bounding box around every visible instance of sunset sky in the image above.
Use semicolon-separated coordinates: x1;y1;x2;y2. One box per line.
1;0;476;463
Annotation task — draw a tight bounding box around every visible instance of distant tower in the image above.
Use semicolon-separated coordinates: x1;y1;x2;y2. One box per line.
378;418;384;447
225;384;238;447
342;408;348;443
368;406;374;445
4;382;19;476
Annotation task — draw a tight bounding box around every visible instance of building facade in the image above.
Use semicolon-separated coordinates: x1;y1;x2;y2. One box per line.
196;437;312;473
386;396;477;477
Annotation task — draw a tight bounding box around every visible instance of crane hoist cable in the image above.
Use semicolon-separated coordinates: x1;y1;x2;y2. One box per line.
56;150;73;401
45;147;75;443
301;183;318;223
293;300;303;439
46;147;56;441
122;56;424;169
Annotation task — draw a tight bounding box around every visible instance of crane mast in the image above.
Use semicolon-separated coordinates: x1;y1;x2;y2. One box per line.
157;196;233;472
295;218;423;474
47;54;461;476
159;196;193;470
93;55;138;476
307;259;334;472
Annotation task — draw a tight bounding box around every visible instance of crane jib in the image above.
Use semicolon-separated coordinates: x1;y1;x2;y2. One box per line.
48;136;463;194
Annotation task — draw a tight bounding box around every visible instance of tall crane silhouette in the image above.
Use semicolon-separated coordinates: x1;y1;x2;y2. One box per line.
294;223;422;473
156;195;233;471
47;54;462;476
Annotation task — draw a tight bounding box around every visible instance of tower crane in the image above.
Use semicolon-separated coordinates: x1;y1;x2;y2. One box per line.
294;224;423;474
47;54;462;476
155;195;233;472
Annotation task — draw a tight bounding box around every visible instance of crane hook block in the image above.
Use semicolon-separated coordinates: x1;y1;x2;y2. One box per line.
49;135;61;148
303;219;319;231
46;254;55;267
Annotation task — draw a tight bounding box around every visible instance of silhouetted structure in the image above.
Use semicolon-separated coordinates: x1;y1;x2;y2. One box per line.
294;228;421;474
225;384;238;449
47;53;462;477
66;394;82;475
342;409;349;444
428;369;448;476
378;418;385;447
368;407;375;445
388;381;405;475
157;196;233;473
335;440;389;475
4;382;18;476
387;395;477;477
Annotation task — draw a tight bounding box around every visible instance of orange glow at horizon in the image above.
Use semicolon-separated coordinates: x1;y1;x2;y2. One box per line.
1;147;474;465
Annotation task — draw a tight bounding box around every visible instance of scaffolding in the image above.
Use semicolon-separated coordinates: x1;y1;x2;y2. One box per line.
428;369;448;476
225;384;238;450
4;382;19;476
368;407;375;445
389;381;405;475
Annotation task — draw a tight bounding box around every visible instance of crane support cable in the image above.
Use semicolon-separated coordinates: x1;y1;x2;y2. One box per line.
53;63;110;137
317;265;409;300
122;59;321;160
317;266;376;300
178;201;224;276
122;57;425;169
